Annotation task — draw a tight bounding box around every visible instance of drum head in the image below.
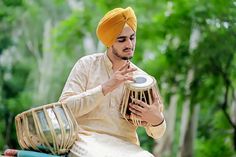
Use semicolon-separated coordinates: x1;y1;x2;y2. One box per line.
129;74;154;88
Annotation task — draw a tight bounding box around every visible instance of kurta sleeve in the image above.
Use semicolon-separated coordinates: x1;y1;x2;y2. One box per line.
59;58;105;118
145;120;166;139
145;81;166;139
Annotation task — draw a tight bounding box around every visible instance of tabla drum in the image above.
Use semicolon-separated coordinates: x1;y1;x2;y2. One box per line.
15;102;78;155
120;74;161;126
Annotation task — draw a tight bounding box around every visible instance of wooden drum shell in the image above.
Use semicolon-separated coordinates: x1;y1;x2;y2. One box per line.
120;74;157;126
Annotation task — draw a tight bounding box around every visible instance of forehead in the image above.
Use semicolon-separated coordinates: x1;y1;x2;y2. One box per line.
118;25;135;37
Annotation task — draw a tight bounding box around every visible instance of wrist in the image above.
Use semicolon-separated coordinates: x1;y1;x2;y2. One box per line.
102;84;108;95
151;117;165;127
101;83;113;95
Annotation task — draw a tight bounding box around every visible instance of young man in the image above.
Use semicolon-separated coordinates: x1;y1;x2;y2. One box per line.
59;7;166;157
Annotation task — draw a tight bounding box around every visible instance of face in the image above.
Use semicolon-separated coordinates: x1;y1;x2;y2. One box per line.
109;26;136;60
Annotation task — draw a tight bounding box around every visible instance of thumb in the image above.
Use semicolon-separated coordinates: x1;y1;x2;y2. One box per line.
159;103;164;112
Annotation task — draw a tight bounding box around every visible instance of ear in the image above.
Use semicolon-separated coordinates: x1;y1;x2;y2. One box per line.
107;46;112;52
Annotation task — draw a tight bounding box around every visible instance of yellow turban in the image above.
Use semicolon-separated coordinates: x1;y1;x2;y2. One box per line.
96;7;137;47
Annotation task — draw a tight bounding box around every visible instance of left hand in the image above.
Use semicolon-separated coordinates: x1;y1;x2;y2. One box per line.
128;87;164;125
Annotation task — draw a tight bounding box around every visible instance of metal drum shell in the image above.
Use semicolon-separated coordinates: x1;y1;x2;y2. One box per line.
15;102;78;155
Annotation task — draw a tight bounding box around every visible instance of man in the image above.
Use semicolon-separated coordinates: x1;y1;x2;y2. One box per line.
59;7;166;157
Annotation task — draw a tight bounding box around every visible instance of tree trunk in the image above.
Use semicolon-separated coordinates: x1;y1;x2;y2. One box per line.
177;69;198;157
33;20;53;105
233;125;236;150
180;105;200;157
153;87;178;157
231;90;236;150
231;90;236;124
177;99;190;157
4;112;13;149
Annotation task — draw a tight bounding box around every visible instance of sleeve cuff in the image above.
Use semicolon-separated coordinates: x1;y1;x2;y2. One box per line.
146;120;166;139
151;118;165;127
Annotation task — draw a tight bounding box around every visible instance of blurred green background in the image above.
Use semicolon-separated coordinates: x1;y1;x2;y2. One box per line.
0;0;236;156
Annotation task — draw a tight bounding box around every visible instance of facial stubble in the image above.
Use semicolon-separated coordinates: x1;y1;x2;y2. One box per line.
111;46;133;60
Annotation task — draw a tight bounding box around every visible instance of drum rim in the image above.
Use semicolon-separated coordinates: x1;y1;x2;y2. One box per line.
125;74;156;89
15;102;63;119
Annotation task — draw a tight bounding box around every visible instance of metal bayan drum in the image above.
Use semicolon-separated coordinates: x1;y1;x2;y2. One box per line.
15;102;78;155
120;74;161;126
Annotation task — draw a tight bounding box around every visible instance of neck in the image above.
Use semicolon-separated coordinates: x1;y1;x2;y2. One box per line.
107;49;128;71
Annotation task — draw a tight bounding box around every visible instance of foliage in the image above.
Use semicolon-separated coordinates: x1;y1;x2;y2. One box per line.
0;0;236;156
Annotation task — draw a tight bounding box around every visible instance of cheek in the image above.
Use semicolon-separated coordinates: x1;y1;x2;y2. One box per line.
131;39;136;47
132;41;136;46
114;44;125;51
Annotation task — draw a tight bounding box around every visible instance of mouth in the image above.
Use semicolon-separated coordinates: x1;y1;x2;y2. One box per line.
124;51;133;55
123;48;133;53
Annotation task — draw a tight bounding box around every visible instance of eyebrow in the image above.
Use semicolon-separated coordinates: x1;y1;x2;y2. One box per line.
117;33;135;39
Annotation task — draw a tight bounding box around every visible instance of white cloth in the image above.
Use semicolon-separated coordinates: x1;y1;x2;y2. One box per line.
59;52;166;157
68;132;154;157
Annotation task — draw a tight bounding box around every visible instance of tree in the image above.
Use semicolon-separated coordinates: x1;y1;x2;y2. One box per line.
0;0;235;156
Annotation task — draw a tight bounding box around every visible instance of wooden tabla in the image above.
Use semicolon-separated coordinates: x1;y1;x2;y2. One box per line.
120;74;158;126
15;102;78;155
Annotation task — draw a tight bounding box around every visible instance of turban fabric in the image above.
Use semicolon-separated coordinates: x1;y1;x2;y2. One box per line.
96;7;137;47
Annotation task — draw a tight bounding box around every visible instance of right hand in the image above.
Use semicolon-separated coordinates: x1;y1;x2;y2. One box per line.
102;61;137;95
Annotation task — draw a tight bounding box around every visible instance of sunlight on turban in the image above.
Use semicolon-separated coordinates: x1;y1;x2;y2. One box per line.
96;7;137;47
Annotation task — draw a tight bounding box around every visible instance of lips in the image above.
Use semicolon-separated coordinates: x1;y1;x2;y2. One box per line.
123;47;133;51
123;48;133;53
124;51;133;55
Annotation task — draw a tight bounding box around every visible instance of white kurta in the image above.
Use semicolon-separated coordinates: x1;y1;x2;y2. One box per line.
59;52;166;157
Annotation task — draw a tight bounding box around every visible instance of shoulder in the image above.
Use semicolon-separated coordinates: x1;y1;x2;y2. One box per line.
75;53;104;66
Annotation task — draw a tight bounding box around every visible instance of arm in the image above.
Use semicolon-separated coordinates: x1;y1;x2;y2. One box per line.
145;116;166;139
145;87;166;139
59;59;105;118
128;85;166;139
60;59;136;118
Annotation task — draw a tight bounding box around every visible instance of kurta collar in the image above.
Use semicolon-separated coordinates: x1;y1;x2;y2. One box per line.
104;51;113;70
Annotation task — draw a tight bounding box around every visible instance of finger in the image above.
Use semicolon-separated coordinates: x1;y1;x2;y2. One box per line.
130;113;142;119
129;103;144;112
159;104;164;112
118;61;130;71
121;67;137;75
124;75;134;81
129;106;142;116
131;98;147;108
141;121;148;126
125;114;130;119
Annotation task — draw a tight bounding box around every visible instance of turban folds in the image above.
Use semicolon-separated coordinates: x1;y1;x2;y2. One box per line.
96;7;137;47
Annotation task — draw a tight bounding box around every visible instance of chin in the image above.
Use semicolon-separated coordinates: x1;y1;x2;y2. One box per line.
123;52;133;57
121;55;133;60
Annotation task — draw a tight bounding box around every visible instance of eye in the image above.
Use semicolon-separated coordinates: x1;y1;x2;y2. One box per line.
130;35;136;41
118;39;126;42
130;37;135;41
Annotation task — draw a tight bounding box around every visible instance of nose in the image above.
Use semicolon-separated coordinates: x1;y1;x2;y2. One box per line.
125;38;133;48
